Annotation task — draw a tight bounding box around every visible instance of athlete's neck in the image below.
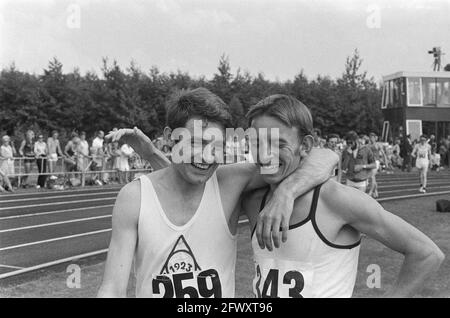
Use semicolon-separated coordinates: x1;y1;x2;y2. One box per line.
166;166;206;196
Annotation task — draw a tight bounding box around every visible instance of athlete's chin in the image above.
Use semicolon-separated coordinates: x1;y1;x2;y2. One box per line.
184;165;217;184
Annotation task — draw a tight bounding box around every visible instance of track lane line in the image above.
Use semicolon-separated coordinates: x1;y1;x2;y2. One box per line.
0;215;112;233
0;205;114;221
0;197;116;212
0;229;112;252
0;186;122;198
0;264;24;269
378;190;450;202
0;191;119;204
0;249;109;280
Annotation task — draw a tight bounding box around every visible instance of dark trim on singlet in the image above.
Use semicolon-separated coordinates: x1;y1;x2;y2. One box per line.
309;185;361;249
251;184;361;250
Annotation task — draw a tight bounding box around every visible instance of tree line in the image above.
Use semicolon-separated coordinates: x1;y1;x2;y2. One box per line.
0;49;383;144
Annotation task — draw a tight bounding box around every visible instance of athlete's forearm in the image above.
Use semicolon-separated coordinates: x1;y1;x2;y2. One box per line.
385;249;444;297
138;144;171;171
277;148;338;199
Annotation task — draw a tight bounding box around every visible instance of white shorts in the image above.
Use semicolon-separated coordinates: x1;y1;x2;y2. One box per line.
346;179;368;192
48;153;58;162
416;159;429;170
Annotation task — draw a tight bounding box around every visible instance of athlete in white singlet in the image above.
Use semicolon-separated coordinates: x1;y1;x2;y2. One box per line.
98;88;338;298
239;95;443;298
135;172;236;297
412;135;432;193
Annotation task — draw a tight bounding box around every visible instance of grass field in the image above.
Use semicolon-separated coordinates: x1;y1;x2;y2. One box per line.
1;194;449;298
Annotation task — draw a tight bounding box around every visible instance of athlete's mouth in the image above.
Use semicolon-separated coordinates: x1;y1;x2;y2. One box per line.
190;162;211;171
259;162;282;174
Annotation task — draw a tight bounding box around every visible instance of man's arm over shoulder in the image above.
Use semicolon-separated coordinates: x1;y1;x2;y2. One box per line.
321;181;444;297
255;148;339;250
97;180;141;297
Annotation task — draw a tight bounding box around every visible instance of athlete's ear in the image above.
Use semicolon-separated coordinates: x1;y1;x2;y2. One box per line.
163;127;172;143
300;135;314;156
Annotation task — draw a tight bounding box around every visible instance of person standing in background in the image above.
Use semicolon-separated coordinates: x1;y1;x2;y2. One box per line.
109;141;121;183
400;134;413;172
0;135;16;188
117;143;133;184
34;134;48;189
342;131;376;192
412;135;432;193
444;135;450;168
91;130;105;185
64;133;80;173
368;133;385;198
326;133;342;183
18;130;35;188
47;130;63;178
77;131;90;178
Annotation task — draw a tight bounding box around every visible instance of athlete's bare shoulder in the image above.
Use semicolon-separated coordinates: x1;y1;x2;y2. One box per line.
146;167;170;183
319;178;374;223
113;178;141;226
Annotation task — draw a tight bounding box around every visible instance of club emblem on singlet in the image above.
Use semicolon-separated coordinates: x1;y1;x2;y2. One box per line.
152;235;222;298
160;235;201;274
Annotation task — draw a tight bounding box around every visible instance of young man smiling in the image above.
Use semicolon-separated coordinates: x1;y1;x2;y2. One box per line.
98;88;338;297
241;95;443;297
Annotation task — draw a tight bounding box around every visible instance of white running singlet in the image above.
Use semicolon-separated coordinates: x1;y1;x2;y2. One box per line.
252;185;361;298
415;143;430;169
134;173;237;298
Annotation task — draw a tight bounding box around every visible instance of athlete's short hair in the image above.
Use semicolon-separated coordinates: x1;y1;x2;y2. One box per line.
166;87;232;130
369;132;377;138
345;131;359;142
246;94;313;138
327;133;339;141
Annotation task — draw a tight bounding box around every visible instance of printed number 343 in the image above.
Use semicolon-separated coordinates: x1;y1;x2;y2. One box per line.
254;265;305;298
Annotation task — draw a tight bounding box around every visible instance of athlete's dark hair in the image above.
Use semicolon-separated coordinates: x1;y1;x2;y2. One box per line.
166;87;232;130
345;131;359;142
369;132;377;138
327;133;340;141
246;94;313;138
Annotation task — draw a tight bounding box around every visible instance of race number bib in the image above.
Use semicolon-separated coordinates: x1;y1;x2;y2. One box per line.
152;234;223;298
419;152;426;159
152;269;222;298
253;258;314;298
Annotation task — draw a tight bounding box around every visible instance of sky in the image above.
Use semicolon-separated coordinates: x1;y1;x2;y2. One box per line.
0;0;449;82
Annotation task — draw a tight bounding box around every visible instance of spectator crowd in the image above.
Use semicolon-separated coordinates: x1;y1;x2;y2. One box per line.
2;127;450;194
0;129;151;192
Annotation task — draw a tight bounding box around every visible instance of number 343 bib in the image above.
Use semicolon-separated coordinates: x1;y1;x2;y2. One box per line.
253;257;315;298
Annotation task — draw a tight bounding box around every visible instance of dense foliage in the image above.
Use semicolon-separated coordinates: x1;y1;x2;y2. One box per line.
0;50;382;143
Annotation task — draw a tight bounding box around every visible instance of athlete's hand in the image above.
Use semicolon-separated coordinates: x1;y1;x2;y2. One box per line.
255;190;294;251
106;127;153;157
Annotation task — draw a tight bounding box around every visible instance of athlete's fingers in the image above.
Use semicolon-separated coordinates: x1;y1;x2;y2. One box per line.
281;217;289;243
271;218;282;249
262;216;274;251
255;220;265;249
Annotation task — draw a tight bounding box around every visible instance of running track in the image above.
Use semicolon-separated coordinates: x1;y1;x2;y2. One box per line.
1;171;450;279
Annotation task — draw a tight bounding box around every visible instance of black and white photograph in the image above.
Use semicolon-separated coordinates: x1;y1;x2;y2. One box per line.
0;0;449;301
